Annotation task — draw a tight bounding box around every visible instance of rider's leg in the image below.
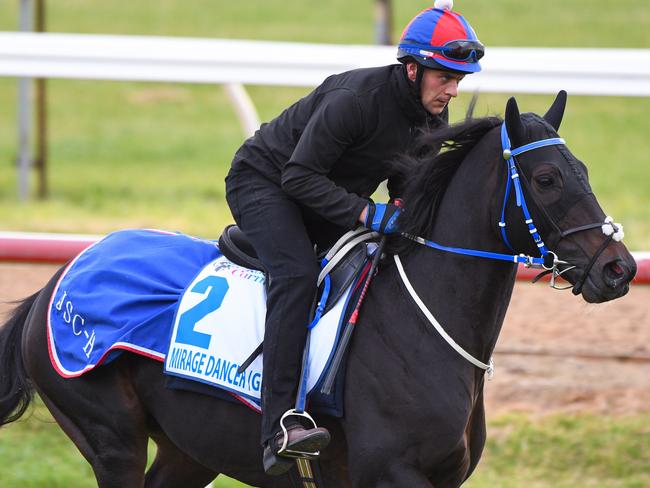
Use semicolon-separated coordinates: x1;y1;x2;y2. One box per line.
226;170;330;472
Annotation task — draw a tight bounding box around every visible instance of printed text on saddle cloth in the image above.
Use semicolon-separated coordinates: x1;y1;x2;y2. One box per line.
165;259;266;397
164;255;349;403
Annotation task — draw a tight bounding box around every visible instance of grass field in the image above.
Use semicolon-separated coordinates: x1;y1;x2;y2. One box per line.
0;1;648;486
1;398;648;487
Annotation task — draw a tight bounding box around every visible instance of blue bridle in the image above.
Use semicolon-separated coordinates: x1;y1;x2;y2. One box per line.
405;122;566;268
498;122;565;263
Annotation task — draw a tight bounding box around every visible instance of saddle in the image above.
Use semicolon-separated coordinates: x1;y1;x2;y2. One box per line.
218;224;373;315
218;224;266;272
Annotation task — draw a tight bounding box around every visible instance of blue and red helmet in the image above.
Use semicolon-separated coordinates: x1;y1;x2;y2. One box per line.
397;7;484;73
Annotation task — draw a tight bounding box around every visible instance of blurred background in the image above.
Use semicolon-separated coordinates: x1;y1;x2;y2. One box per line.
1;0;649;246
0;1;648;487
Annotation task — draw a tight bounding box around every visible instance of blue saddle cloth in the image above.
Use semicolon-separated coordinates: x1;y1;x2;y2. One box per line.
47;229;220;376
48;228;354;417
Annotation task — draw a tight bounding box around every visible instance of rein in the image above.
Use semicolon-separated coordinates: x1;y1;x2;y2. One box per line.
395;121;625;377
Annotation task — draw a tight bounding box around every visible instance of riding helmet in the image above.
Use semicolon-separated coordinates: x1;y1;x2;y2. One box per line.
397;5;484;73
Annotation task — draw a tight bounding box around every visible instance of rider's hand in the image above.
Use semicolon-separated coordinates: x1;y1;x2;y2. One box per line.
362;202;402;234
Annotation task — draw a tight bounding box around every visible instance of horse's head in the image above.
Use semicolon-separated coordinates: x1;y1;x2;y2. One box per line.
501;91;636;303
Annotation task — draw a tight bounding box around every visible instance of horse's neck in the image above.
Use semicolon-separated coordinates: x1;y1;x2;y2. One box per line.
396;135;517;361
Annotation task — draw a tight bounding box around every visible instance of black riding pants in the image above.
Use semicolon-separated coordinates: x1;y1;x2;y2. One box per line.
225;167;346;445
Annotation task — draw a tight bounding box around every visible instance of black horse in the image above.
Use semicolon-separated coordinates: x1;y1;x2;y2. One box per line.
0;93;636;487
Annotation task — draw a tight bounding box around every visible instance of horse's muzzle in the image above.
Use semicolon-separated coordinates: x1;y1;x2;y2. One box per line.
576;254;637;303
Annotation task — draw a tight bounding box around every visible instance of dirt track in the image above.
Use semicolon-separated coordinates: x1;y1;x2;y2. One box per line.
1;263;648;416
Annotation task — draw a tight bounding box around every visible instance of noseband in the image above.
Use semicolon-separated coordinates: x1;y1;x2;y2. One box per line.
404;122;624;293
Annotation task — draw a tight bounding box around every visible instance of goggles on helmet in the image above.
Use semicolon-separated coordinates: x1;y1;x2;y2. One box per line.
400;39;484;64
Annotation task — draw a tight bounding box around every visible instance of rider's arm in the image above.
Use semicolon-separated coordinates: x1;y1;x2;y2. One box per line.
281;89;368;230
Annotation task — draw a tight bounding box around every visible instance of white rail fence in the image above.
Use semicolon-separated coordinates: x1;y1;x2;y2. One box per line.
2;32;650;96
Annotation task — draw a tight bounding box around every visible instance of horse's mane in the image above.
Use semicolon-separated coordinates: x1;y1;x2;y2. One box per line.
389;115;503;253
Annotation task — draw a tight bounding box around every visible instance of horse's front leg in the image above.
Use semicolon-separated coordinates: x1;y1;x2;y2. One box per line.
341;382;472;488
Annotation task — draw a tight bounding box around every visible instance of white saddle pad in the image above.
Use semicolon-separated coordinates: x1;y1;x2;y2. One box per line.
164;255;352;406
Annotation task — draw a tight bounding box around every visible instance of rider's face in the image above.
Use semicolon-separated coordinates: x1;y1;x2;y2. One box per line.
406;63;464;115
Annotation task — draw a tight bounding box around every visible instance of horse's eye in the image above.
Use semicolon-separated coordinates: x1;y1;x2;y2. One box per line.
535;174;555;188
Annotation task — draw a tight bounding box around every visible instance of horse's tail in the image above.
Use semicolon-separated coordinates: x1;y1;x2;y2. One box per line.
0;291;40;426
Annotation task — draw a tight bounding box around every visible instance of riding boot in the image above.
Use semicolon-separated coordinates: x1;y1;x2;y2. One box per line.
262;422;331;476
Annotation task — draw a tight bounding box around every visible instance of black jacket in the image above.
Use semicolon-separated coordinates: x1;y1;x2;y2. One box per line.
230;64;447;229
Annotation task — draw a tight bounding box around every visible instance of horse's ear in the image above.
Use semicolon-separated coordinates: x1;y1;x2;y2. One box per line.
505;97;525;146
543;90;567;131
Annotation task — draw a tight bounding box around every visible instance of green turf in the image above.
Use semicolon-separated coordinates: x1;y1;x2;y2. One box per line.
2;1;649;47
1;80;647;246
1;399;648;487
465;414;650;488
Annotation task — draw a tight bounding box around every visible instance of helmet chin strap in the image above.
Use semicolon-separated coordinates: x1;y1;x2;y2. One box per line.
403;62;426;102
402;63;451;126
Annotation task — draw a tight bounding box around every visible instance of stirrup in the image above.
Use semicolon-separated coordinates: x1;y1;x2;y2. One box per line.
277;409;322;459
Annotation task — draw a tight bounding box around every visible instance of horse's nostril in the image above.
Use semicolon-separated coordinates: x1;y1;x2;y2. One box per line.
609;262;624;276
604;260;626;286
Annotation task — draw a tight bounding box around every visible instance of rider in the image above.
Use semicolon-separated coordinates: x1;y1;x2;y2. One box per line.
224;3;484;475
